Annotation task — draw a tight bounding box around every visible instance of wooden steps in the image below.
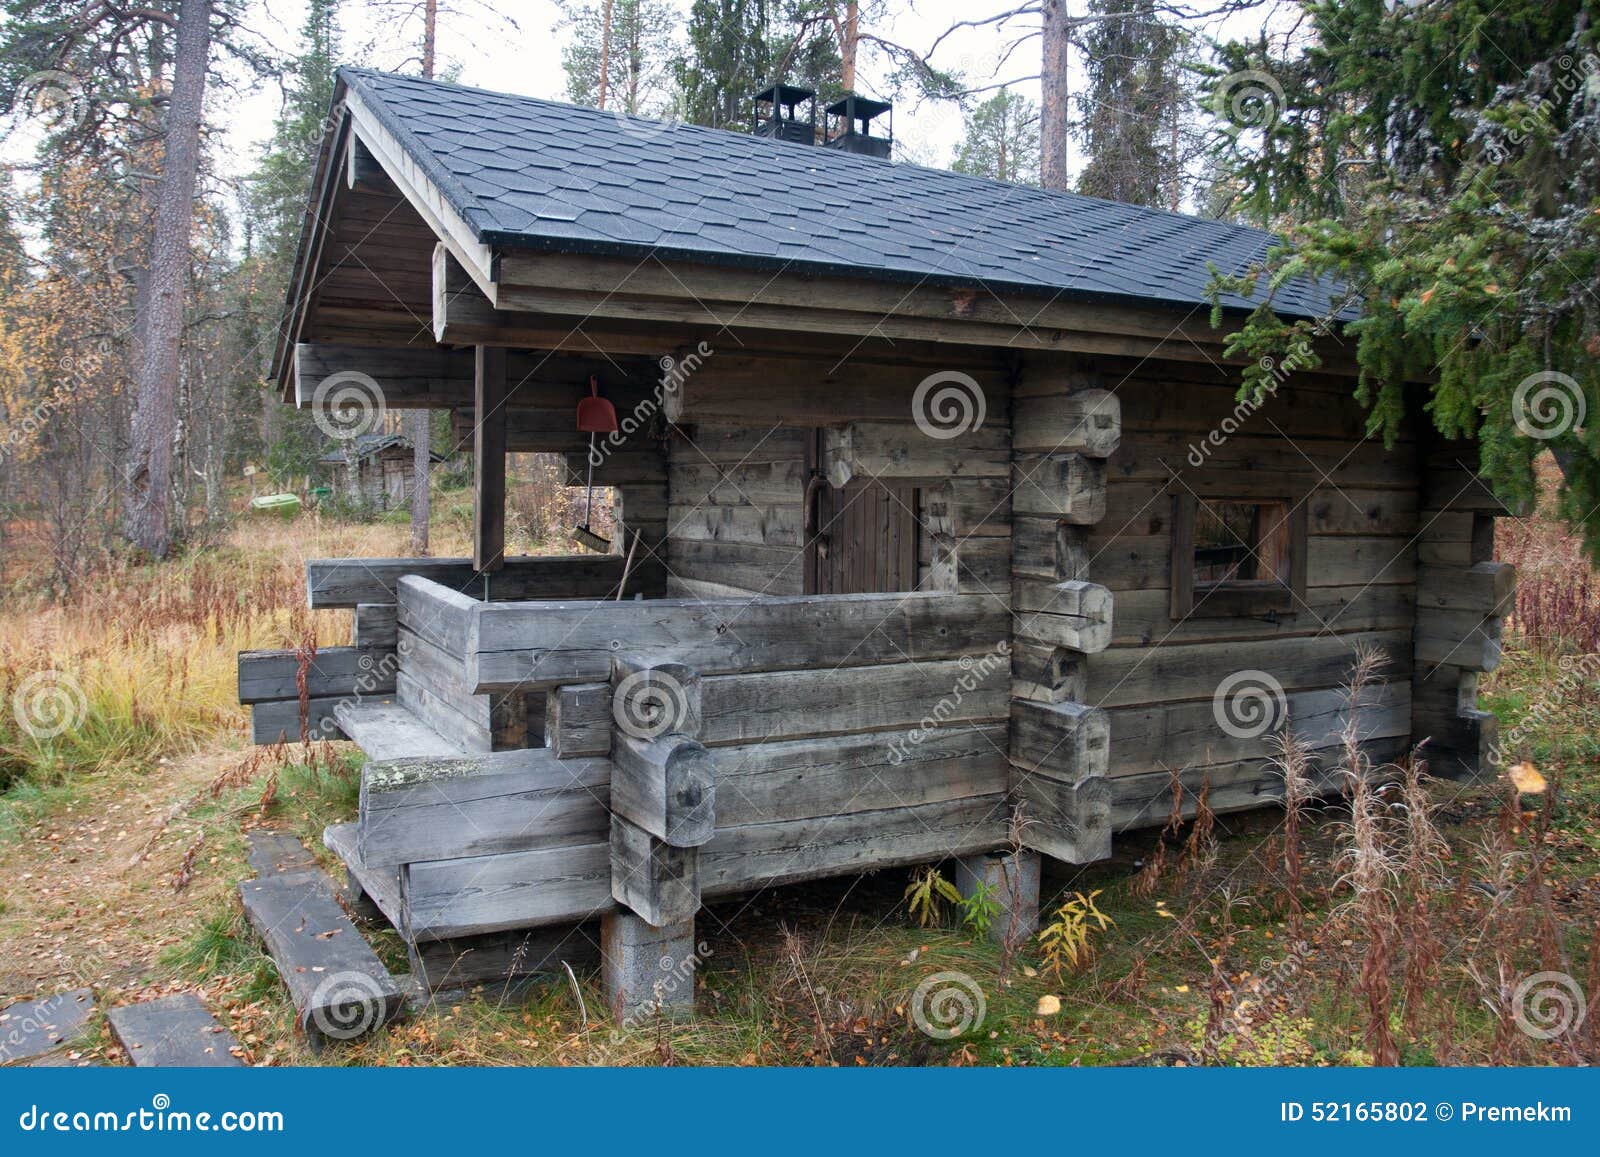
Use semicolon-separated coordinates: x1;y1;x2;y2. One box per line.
106;993;244;1067
324;822;402;926
334;700;462;761
238;833;405;1048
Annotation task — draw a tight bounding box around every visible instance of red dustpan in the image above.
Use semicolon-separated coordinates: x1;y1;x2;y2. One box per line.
573;377;619;552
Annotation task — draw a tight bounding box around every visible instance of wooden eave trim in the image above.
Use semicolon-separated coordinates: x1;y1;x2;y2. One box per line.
344;88;497;302
271;104;354;400
487;251;1362;375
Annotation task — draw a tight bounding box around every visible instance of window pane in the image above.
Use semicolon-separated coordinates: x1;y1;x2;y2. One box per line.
1193;500;1291;585
1194;501;1260;582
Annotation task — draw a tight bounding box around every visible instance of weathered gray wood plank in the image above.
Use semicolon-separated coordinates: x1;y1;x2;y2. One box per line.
246;830;320;878
308;554;629;608
106;994;244;1068
408;922;602;990
324;822;402;926
700;795;1008;896
712;723;1009;827
610;733;716;847
1009;700;1111;787
401;841;614;940
333;701;462;762
249;697;346;745
470;591;1009;693
546;682;612;757
239;870;405;1044
696;659;1008;745
0;989;95;1065
610;813;700;926
237;646;396;705
358;750;610;867
352;604;398;649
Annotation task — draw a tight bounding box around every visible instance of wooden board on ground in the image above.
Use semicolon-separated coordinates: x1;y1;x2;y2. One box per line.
239;866;405;1045
0;988;95;1065
246;830;320;878
106;993;244;1068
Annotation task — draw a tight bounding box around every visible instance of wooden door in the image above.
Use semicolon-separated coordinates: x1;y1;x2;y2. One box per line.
806;472;922;595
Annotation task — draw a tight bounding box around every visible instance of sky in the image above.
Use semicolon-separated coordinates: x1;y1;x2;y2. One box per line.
215;0;1050;183
4;0;1289;226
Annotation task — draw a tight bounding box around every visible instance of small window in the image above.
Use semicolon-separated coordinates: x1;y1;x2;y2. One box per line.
1171;493;1306;619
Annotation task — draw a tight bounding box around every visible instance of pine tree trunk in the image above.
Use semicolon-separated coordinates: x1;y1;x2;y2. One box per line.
409;409;431;555
1040;0;1071;191
123;0;211;558
841;2;859;92
412;0;438;556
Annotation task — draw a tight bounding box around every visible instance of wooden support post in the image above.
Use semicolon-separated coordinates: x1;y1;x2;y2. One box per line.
473;344;507;572
954;850;1040;950
611;813;700;926
600;910;699;1021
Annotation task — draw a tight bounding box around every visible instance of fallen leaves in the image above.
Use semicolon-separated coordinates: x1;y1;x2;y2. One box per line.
1509;761;1547;795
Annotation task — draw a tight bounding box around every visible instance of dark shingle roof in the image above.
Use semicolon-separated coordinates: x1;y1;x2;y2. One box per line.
344;68;1346;321
318;433;435;464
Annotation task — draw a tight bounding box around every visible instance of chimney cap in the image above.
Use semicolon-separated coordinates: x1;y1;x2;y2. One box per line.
754;83;816;108
825;94;893;122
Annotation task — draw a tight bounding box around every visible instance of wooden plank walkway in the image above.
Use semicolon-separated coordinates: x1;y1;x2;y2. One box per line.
239;834;405;1048
246;830;321;878
0;988;94;1065
106;993;244;1067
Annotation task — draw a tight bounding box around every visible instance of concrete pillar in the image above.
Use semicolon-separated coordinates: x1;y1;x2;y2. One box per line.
954;849;1041;949
601;910;698;1021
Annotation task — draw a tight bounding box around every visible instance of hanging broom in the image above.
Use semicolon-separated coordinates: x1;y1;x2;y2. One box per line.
573;375;619;552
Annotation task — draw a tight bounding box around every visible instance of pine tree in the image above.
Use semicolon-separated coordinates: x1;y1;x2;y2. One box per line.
239;0;344;486
953;90;1041;186
559;0;680;115
677;0;773;129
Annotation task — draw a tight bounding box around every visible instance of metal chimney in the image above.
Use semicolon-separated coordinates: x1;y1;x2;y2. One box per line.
824;94;892;158
751;84;817;145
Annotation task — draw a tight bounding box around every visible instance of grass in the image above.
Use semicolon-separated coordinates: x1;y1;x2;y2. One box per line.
0;478;1596;1067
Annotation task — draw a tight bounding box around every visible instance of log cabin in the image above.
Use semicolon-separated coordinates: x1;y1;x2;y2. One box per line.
319;432;441;511
237;68;1517;1014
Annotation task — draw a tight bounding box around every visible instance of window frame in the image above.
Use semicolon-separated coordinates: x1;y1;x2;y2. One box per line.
1170;491;1308;620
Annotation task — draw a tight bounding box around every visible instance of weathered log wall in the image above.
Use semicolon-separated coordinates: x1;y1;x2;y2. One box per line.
1064;355;1509;829
373;578;1012;946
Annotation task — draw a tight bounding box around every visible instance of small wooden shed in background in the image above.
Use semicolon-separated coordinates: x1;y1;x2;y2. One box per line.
319;432;441;511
